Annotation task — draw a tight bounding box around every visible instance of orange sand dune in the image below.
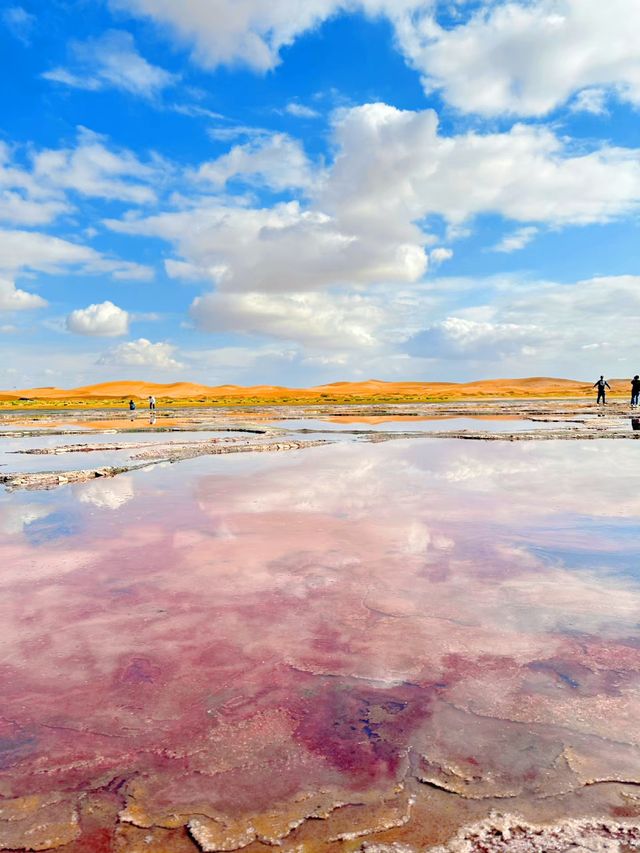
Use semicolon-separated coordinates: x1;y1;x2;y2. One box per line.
0;376;631;405
0;380;296;401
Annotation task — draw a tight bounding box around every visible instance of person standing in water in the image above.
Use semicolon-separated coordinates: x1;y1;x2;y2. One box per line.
631;376;640;408
148;395;156;411
593;376;611;405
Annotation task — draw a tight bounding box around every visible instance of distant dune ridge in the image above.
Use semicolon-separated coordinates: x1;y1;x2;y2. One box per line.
0;377;631;405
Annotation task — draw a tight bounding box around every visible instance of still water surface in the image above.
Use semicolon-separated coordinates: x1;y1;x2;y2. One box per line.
1;439;639;849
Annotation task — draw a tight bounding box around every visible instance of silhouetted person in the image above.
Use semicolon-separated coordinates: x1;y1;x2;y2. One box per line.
594;376;611;404
631;376;640;407
632;418;640;431
129;399;136;411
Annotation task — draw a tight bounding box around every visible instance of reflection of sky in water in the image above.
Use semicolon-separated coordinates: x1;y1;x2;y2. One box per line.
524;516;640;580
271;417;560;433
0;430;252;473
23;509;82;546
1;438;640;844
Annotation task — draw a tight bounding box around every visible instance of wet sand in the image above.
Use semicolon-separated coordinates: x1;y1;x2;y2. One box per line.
1;409;639;851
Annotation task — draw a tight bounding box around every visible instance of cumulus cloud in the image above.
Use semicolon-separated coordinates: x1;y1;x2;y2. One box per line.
97;337;183;369
107;199;428;293
193;132;315;191
190;290;395;347
110;0;427;72
66;301;129;337
398;0;640;116
43;30;178;99
324;104;640;227
0;277;47;311
105;0;640;120
108;102;640;305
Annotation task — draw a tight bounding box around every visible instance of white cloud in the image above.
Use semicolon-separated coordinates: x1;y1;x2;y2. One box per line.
31;127;163;205
66;301;130;337
398;0;640;116
492;226;539;253
100;0;640;122
0;277;47;312
43;30;177;99
0;130;165;229
106;101;640;310
407;273;640;374
571;87;609;116
97;337;183;369
0;503;52;534
107;198;428;293
164;258;206;281
2;6;35;44
410;315;537;360
78;476;135;509
190;290;394;347
186;344;297;373
0;229;152;280
171;103;227;120
285;102;321;119
193;132;315;191
42;68;103;91
207;124;271;143
429;247;453;265
110;0;334;71
110;0;426;72
325;104;640;228
0;192;71;226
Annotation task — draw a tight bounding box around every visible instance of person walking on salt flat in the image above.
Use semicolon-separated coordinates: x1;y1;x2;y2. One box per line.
593;376;611;405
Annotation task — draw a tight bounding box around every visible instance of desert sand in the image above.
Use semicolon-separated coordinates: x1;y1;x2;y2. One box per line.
0;376;631;408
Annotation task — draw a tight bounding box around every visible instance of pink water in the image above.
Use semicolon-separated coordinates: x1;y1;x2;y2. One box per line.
1;439;639;851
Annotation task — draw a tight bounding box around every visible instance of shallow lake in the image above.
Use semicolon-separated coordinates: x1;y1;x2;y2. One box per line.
271;416;562;432
1;439;639;850
0;430;261;473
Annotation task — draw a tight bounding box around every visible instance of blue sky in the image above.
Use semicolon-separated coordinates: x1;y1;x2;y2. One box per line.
1;0;640;388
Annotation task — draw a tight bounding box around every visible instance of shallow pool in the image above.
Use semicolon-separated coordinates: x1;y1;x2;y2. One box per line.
272;415;562;433
1;439;639;848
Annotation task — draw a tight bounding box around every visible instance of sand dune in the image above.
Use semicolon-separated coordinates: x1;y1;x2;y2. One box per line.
0;376;631;404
